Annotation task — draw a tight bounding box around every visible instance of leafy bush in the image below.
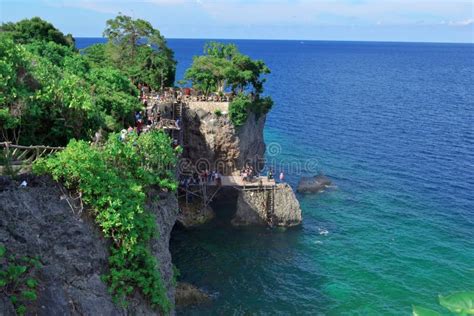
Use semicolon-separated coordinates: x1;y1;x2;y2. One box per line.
171;265;180;287
33;130;180;313
184;41;270;95
0;148;21;178
0;245;41;316
229;93;273;126
229;94;252;126
214;109;222;117
0;17;75;47
1;15;173;146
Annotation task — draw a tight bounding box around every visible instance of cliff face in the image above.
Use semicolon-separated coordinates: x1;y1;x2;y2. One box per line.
232;184;302;227
180;104;302;228
182;107;266;174
0;176;178;315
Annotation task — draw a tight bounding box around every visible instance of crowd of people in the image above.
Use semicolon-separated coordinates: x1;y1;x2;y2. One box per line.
240;166;285;184
240;165;257;182
131;110;162;135
140;86;234;104
179;170;222;188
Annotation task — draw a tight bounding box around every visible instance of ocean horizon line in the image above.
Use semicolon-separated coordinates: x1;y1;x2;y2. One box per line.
74;36;474;45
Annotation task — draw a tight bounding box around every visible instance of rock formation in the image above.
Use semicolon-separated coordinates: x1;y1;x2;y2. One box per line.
0;176;178;315
182;105;266;174
175;282;211;307
176;204;214;228
179;103;302;228
297;175;332;193
232;184;302;227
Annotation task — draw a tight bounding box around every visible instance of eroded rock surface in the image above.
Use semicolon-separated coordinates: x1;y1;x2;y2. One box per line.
182;108;266;174
0;176;178;315
232;183;302;227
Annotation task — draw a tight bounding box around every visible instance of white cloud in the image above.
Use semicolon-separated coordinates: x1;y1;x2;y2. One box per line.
197;0;473;27
448;18;474;26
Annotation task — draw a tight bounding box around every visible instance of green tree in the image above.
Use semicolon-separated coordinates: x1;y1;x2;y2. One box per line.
1;23;144;146
184;41;270;95
81;43;110;68
0;34;35;143
102;13;176;89
185;41;273;126
0;17;75;47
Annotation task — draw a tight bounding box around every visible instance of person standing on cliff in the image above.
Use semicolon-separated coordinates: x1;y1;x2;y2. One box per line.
279;171;285;182
267;169;273;180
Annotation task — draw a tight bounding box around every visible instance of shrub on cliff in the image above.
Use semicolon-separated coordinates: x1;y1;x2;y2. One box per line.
184;41;270;96
229;93;273;126
33;130;180;313
0;246;41;316
184;41;273;126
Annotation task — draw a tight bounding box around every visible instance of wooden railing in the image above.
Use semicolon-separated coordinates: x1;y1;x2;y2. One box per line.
0;142;63;166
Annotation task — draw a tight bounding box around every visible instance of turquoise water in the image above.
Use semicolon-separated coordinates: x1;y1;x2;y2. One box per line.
77;39;474;315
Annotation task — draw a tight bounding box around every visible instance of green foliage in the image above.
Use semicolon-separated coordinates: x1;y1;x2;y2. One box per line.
214;109;222;117
229;93;252;126
0;30;143;145
412;291;474;316
0;245;41;316
33;130;180;313
87;66;141;127
100;13;176;89
185;41;273;125
81;43;110;68
184;41;270;95
0;17;75;47
228;93;273;126
0;148;21;178
25;40;75;66
171;265;180;287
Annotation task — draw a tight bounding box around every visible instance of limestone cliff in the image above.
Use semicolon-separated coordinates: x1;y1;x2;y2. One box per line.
232;184;302;227
182;105;266;174
0;176;178;315
179;103;302;228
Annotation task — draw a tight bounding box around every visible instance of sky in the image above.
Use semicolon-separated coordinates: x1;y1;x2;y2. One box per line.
1;0;473;43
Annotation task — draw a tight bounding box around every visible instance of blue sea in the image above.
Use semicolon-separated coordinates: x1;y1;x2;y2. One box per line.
76;38;474;315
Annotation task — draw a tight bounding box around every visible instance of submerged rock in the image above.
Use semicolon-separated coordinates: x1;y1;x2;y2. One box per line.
232;183;302;227
297;175;332;193
177;204;215;228
175;282;211;307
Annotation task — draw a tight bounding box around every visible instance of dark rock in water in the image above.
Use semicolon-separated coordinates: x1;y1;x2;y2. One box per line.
297;175;332;193
175;282;211;307
177;204;215;228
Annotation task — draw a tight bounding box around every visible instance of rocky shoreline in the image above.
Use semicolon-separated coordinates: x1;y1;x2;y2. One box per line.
0;104;302;314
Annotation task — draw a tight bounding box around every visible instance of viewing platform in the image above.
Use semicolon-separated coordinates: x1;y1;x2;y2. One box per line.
142;89;232;115
221;174;275;189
